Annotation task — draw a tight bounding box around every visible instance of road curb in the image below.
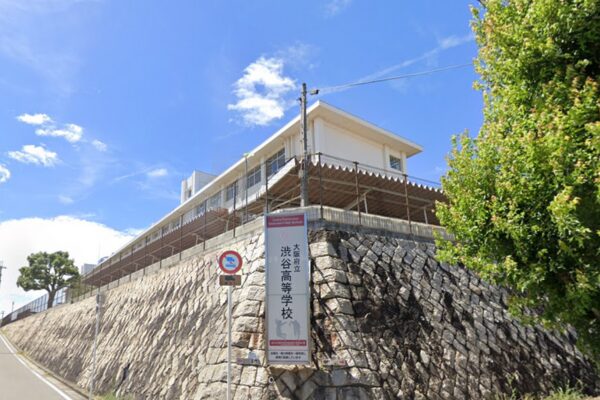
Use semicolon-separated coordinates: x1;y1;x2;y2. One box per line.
0;330;89;399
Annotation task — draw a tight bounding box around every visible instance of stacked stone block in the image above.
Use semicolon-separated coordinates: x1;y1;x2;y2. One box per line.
304;230;598;399
1;226;598;399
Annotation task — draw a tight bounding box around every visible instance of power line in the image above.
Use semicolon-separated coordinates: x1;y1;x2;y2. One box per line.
313;62;473;94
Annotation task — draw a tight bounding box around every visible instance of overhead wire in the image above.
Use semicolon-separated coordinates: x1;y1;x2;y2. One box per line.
313;62;473;94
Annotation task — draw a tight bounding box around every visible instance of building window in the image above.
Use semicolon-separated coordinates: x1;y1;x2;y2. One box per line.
208;192;221;210
225;181;237;201
390;155;403;172
266;148;286;178
183;209;195;224
246;165;261;189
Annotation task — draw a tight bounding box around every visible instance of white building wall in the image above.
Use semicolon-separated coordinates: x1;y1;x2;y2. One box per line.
316;119;387;169
97;102;420;273
286;117;409;174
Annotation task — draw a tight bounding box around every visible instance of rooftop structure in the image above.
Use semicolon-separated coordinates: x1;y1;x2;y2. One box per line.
83;101;445;286
80;263;95;275
181;171;216;204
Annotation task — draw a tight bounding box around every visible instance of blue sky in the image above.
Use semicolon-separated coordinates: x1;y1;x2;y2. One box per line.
0;0;482;311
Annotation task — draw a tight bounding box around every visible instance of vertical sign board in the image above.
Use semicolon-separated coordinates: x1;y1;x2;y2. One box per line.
265;213;311;364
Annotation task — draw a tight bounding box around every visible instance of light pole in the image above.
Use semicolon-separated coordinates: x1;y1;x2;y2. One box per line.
243;152;254;222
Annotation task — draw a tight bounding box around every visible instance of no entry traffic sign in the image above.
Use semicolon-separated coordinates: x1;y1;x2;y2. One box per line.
218;250;243;274
218;250;243;400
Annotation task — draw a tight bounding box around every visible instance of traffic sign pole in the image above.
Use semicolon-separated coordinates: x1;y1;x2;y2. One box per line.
217;250;242;400
90;293;104;400
227;285;232;400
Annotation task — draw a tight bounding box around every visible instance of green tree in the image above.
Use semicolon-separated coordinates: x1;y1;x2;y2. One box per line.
17;251;80;310
436;0;600;358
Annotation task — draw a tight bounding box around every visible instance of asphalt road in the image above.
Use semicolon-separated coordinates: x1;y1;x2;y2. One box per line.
0;333;78;400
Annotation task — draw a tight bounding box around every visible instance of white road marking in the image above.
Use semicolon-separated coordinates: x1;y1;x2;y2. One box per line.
0;333;73;400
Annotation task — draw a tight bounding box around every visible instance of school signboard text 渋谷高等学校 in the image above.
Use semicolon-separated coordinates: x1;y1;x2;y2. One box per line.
265;213;311;364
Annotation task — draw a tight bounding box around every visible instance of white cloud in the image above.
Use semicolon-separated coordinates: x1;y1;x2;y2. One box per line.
110;165;177;200
124;227;144;236
146;168;168;178
276;43;319;71
58;195;74;204
0;164;10;183
36;123;83;143
227;57;297;126
16;113;53;125
325;0;352;16
439;33;474;50
0;1;97;96
91;139;107;152
15;112;85;143
0;216;135;314
8;144;59;167
321;32;475;95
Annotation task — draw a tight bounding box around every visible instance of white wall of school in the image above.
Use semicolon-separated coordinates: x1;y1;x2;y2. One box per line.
311;117;407;173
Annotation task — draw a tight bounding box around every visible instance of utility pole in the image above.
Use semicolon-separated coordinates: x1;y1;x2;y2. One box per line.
300;82;309;207
0;261;6;289
299;83;320;207
295;65;468;207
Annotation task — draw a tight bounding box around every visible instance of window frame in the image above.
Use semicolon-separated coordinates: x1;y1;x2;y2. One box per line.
207;191;221;210
266;148;286;178
389;155;403;172
246;165;262;189
225;181;237;201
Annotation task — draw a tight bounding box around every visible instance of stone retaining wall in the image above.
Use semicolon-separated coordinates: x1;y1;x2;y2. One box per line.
2;226;598;399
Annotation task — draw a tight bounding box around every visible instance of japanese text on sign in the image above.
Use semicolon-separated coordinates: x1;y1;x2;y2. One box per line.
265;213;310;364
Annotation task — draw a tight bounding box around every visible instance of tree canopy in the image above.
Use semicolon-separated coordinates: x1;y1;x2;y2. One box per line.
17;251;80;310
436;0;600;358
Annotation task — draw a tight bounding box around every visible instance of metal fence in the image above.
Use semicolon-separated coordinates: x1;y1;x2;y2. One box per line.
81;153;444;287
1;153;446;327
1;288;68;327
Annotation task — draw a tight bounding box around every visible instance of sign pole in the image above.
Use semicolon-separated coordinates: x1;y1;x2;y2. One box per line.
227;285;232;400
217;249;242;400
89;293;103;400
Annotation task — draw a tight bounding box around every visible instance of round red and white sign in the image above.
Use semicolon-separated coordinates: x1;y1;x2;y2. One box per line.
218;250;243;274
